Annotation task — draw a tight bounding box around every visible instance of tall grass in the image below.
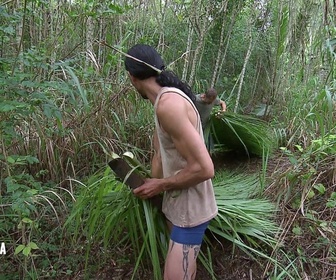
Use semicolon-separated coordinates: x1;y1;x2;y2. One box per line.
1;47;155;278
65;166;168;279
66;165;284;279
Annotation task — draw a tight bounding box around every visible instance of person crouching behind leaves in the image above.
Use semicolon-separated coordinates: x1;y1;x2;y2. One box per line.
195;88;226;151
195;88;226;130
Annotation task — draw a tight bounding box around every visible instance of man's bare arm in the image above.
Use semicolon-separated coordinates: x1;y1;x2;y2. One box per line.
219;100;226;111
157;94;214;190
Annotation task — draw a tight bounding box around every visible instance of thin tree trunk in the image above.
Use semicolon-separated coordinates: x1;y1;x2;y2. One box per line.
187;1;226;87
97;18;104;65
116;15;123;80
188;3;212;87
182;22;193;81
210;1;228;88
49;1;61;74
85;16;94;70
216;15;234;89
12;0;26;74
43;4;48;44
215;2;243;89
16;0;23;52
234;28;253;113
155;0;168;53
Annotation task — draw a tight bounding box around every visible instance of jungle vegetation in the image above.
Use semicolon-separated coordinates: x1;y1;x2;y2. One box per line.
0;0;335;279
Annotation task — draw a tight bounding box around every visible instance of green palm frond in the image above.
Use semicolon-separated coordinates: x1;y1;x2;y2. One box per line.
208;170;280;260
209;111;277;156
67;162;282;279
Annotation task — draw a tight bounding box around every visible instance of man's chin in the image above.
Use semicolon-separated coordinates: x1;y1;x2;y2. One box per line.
140;93;148;100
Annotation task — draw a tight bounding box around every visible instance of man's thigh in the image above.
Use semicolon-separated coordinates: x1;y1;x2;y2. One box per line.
164;222;210;280
164;240;200;280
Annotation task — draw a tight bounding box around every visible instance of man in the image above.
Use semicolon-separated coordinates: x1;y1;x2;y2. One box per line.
195;88;226;151
124;44;218;280
195;88;227;130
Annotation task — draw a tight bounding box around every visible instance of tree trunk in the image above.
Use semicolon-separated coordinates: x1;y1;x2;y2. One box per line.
188;2;212;87
210;1;228;88
85;16;94;70
155;0;168;53
12;0;26;74
182;22;193;81
234;27;253;113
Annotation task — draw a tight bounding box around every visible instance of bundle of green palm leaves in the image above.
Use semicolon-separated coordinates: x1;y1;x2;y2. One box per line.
65;167;168;280
197;170;283;278
66;156;282;279
208;110;277;156
66;151;168;279
209;170;279;256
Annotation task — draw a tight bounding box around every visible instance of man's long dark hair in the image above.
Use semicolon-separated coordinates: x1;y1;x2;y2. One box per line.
125;44;195;103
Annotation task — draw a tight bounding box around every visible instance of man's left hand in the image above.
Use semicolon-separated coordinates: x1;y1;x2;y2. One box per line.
133;178;163;199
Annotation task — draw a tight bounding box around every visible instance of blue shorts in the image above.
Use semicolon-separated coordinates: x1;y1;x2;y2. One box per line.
170;221;210;245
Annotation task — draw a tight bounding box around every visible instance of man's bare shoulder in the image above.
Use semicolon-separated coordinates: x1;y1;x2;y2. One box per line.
159;91;186;103
156;91;188;115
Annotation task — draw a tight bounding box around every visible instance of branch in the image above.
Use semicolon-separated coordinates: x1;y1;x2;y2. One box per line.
96;40;162;74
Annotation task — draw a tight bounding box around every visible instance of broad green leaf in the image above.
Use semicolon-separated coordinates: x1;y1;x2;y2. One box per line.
313;183;325;195
6;156;16;164
28;242;39;250
2;26;15;35
14;245;25;255
22;218;33;224
22;246;31;257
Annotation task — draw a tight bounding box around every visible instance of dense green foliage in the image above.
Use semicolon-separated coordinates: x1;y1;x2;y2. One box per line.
1;0;335;279
209;110;278;156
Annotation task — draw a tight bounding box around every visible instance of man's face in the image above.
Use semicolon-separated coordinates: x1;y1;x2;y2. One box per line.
129;73;148;99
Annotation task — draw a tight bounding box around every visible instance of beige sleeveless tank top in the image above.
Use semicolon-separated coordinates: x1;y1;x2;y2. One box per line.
154;87;218;227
